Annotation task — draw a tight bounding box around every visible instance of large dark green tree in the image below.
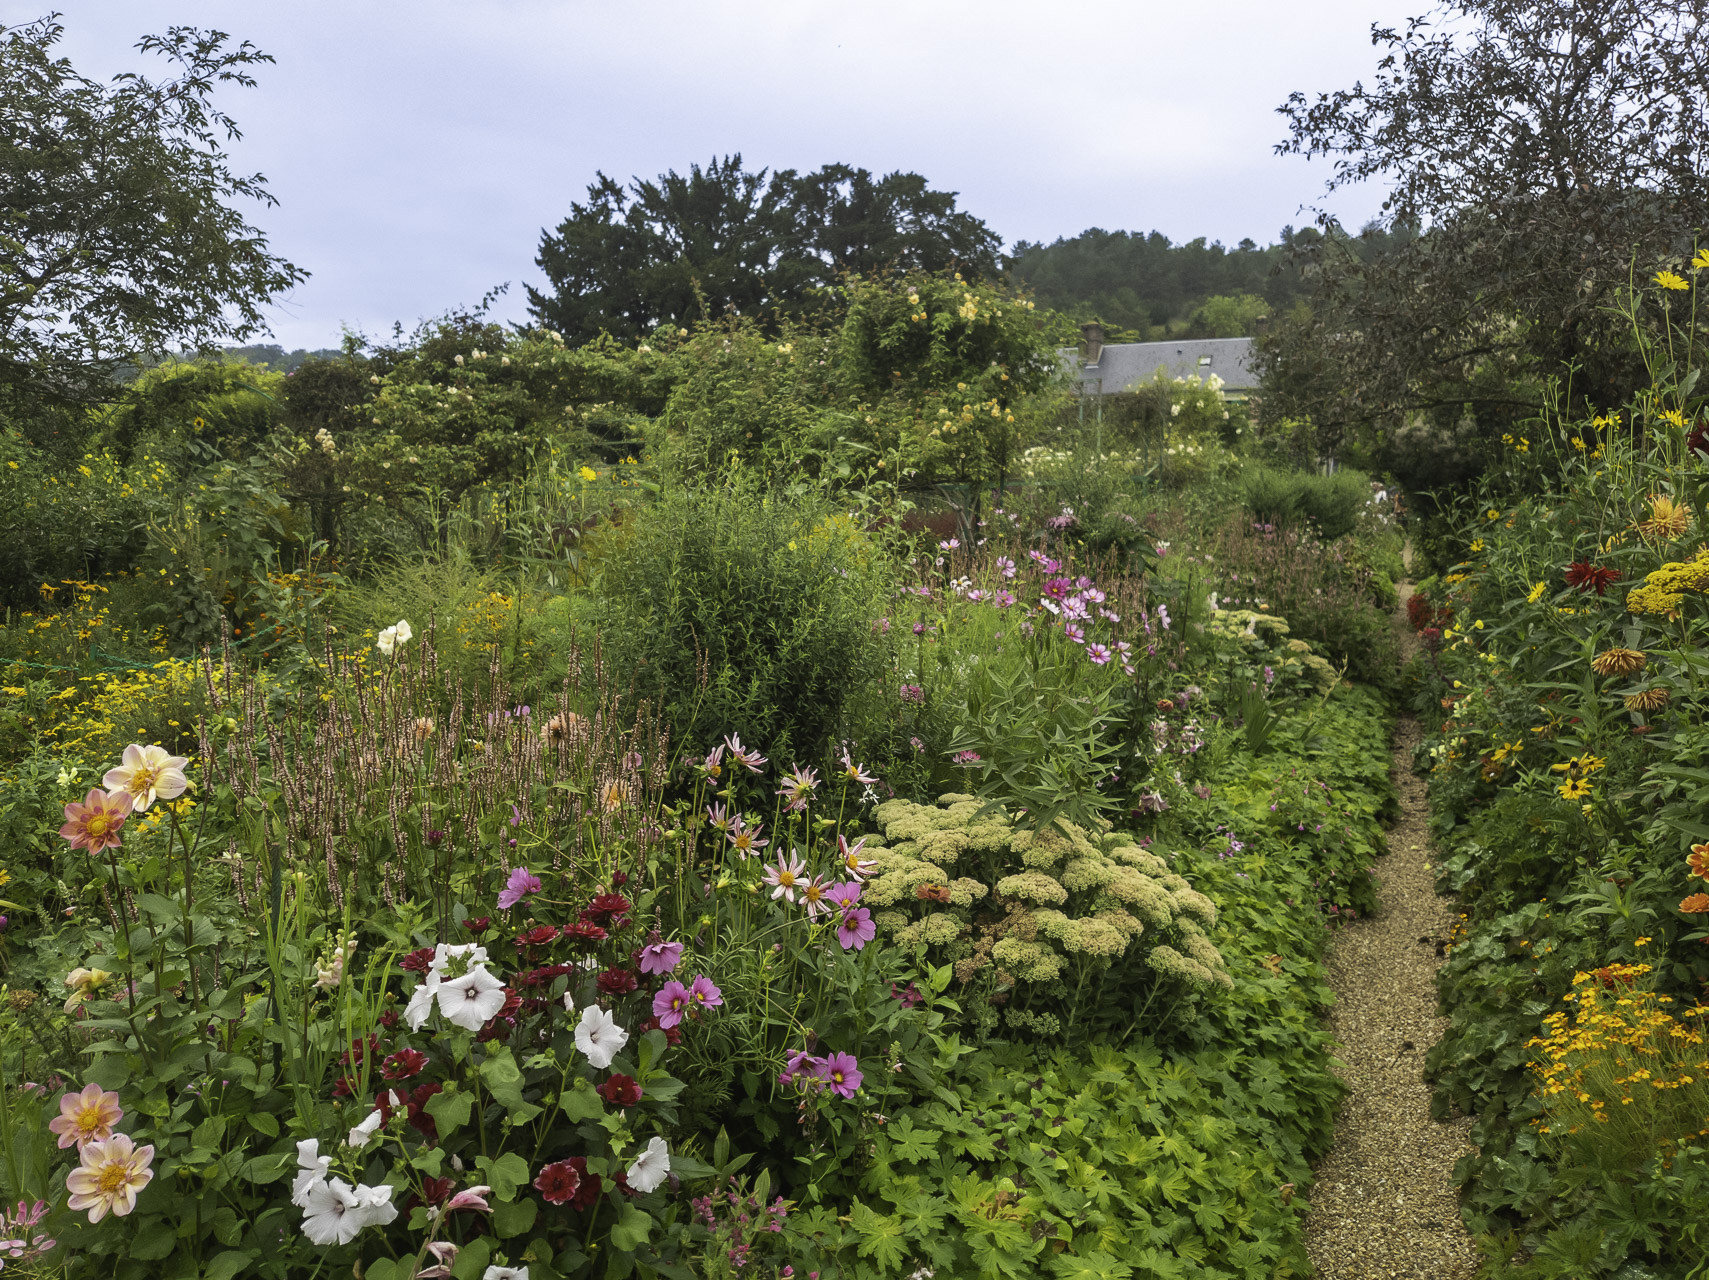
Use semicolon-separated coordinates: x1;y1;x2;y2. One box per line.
0;16;304;419
1264;0;1709;456
527;156;1001;344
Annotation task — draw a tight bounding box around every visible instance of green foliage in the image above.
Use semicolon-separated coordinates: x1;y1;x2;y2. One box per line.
1240;464;1370;541
588;482;893;763
528;156;1003;345
0;16;304;409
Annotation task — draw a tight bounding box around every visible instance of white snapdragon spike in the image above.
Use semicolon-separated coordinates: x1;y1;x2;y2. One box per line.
575;1005;628;1069
346;1108;384;1148
292;1139;331;1208
626;1136;670;1193
437;966;507;1031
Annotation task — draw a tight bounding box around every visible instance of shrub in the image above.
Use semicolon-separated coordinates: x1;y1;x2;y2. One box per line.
589;482;894;764
864;792;1231;1042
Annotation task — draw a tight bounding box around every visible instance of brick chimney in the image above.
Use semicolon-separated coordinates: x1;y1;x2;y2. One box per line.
1080;321;1104;367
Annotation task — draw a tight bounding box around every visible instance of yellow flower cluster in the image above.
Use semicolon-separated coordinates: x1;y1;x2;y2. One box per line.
42;659;205;771
1625;549;1709;617
1529;962;1709;1153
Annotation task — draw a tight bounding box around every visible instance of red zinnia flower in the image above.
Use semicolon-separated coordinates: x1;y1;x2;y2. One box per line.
514;925;558;953
382;1048;429;1081
583;893;632;926
596;967;638;997
559;921;609;947
1564;561;1621;595
534;1159;582;1205
596;1073;643;1108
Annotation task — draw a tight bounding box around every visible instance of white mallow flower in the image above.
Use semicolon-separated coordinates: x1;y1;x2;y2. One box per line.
299;1176;396;1245
346;1107;384;1148
430;942;488;976
437;965;508;1031
626;1136;670;1193
293;1139;330;1208
404;971;440;1031
562;991;575;1014
575;1005;628;1069
483;1267;529;1280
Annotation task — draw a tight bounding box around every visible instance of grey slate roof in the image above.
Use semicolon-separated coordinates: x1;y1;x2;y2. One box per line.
1058;337;1257;395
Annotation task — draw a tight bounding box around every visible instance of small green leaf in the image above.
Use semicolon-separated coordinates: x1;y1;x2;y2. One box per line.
493;1195;538;1238
245;1111;279;1138
609;1202;654;1251
424;1086;473;1135
478;1151;532;1201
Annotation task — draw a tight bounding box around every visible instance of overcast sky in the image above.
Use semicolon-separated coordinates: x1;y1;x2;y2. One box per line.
52;1;1400;350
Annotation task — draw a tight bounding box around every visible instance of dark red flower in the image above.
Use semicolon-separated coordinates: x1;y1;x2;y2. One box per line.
420;1176;455;1206
611;870;630;888
640;1015;683;1047
381;1048;430;1082
534;1159;583;1205
515;962;575;989
890;981;924;1009
1564;561;1621;595
597;1073;642;1108
596;967;638;997
399;947;437;973
332;1075;355;1099
406;1082;442;1141
378;1009;401;1032
342;1033;380;1067
559;921;609;947
564;1156;602;1209
1687;422;1709;460
514;925;559;953
463;916;492;932
583;893;632;926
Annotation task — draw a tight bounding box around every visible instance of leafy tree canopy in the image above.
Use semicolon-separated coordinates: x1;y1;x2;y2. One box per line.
527;155;1002;344
0;15;304;415
1265;0;1709;451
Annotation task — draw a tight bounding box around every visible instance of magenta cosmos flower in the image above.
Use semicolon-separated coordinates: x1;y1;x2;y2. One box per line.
836;905;877;951
653;980;691;1029
637;939;684;976
819;1052;862;1099
496;866;540;910
688;974;722;1010
59;789;132;853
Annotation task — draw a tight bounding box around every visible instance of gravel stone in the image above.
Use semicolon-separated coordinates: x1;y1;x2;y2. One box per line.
1303;586;1481;1279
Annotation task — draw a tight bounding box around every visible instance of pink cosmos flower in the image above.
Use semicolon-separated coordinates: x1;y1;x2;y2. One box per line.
706;803;737;835
836;905;877;951
1063;624;1085;645
48;1083;122;1149
800;875;832;919
653;980;691;1029
496;867;540;910
837;749;875;786
1086;643;1112;665
688;975;723;1010
763;852;808;903
777;1049;816;1087
776;765;819;812
702;744;726;778
723;734;767;774
727;819;769;858
994;590;1016;608
995;556;1016;579
59;789;132;853
637;940;684;976
819;1052;863;1098
825;880;862;909
835;835;878;882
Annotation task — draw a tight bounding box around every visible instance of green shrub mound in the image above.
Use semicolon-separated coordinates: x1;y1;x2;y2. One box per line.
865;792;1231;1040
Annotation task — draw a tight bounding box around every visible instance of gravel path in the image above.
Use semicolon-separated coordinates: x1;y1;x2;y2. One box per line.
1302;585;1481;1279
